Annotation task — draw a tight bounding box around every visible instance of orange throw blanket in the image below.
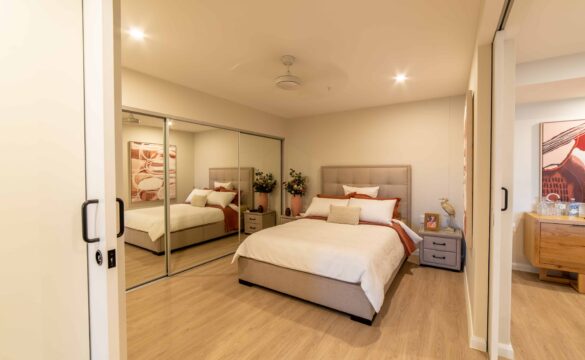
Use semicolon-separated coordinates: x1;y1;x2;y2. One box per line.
207;205;240;232
304;216;417;256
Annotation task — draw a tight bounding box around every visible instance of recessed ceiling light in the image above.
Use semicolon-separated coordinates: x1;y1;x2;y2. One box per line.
167;120;173;126
393;73;408;83
128;27;145;40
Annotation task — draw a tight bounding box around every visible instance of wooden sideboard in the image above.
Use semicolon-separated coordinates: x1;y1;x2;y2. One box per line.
524;212;585;293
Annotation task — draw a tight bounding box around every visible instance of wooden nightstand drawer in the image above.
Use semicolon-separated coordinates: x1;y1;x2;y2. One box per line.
244;211;276;234
424;236;458;252
423;249;457;267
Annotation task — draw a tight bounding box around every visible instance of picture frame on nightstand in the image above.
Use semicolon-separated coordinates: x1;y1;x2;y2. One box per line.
424;212;440;231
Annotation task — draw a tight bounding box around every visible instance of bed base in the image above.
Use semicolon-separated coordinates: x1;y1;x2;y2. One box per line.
237;256;405;326
125;221;236;253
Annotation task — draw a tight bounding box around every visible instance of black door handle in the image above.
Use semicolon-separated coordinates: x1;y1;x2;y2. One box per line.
116;198;125;238
501;187;509;211
82;199;100;243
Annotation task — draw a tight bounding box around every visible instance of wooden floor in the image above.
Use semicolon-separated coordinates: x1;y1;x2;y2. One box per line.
126;256;485;359
511;271;585;360
125;234;242;288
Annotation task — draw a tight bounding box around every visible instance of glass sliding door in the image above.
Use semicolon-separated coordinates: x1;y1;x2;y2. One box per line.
121;111;168;289
168;119;240;274
239;133;282;242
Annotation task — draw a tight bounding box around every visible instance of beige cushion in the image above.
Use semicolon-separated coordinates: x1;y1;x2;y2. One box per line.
190;194;207;207
327;205;360;225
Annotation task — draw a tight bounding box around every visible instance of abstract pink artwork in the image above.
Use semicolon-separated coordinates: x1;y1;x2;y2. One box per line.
129;141;176;203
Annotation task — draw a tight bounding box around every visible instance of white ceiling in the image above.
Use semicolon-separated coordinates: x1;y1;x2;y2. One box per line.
121;0;481;118
506;0;585;64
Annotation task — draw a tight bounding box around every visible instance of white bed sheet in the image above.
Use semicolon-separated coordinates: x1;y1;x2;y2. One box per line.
125;204;224;241
233;218;405;312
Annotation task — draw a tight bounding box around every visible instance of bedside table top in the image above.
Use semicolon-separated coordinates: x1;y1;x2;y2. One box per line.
418;227;462;239
245;210;276;216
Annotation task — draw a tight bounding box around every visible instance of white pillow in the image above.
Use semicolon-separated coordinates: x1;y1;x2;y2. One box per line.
214;181;234;190
343;185;379;198
185;188;213;203
304;197;349;217
190;194;207;207
207;191;236;208
348;198;396;225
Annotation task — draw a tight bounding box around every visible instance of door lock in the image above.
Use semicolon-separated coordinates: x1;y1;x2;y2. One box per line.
96;250;103;266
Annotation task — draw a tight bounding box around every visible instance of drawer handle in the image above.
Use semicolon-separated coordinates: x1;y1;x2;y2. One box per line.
432;241;446;246
432;255;446;260
249;226;256;230
570;224;585;227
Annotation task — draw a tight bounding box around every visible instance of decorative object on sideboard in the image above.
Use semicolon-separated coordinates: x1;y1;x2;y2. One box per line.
541;119;585;203
285;207;291;216
424;213;440;232
283;168;307;216
257;205;264;213
253;170;277;211
439;198;456;232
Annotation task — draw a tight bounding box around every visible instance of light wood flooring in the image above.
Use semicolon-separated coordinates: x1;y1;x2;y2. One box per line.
126;256;485;359
125;234;243;288
511;271;585;360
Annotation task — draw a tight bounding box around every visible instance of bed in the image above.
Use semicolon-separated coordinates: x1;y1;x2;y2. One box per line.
234;165;415;325
124;167;253;254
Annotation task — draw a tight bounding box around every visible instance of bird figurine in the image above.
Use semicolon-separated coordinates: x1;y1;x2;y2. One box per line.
439;198;456;232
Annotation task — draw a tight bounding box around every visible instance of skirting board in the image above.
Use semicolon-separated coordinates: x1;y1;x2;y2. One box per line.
512;262;539;274
499;342;515;359
464;267;487;352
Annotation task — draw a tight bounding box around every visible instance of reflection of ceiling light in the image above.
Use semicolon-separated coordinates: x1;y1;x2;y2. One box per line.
167;120;173;126
129;27;145;40
275;55;302;90
393;73;408;83
123;113;140;124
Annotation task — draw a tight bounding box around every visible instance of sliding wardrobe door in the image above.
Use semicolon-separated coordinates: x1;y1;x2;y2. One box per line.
238;133;282;243
121;112;168;289
168;120;240;274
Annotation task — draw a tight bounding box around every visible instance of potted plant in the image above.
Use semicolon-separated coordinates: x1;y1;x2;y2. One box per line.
283;168;307;216
253;170;277;211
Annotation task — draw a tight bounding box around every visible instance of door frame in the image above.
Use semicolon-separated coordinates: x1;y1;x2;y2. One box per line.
488;30;516;360
83;0;123;358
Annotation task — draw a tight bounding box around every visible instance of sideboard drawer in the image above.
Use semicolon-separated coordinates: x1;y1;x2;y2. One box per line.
540;223;585;272
423;236;458;252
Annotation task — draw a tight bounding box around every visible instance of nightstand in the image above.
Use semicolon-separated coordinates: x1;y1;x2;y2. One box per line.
244;210;276;234
280;214;301;225
419;228;463;271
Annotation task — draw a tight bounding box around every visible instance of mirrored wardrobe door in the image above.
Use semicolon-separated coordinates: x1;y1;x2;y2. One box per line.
239;133;282;243
121;111;168;289
168;119;241;274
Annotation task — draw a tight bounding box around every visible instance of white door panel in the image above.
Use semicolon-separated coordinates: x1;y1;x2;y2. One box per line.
0;1;89;359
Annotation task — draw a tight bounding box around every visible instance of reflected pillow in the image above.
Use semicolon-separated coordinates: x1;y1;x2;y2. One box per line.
304;197;349;217
190;194;207;207
214;181;234;190
207;191;236;208
327;205;360;225
350;194;401;219
185;188;213;203
343;185;379;198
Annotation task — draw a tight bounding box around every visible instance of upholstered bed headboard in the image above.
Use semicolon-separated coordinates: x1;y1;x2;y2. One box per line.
321;165;412;225
209;167;254;209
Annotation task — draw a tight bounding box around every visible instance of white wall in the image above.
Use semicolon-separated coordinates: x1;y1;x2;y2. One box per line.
122;68;286;137
285;96;465;227
513;97;585;268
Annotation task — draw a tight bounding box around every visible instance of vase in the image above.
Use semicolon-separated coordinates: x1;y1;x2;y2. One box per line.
291;195;302;216
257;192;268;211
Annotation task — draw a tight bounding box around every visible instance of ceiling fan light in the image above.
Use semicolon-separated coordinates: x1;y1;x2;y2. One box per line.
275;74;302;90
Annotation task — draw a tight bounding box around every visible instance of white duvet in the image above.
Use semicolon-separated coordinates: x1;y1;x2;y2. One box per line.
125;204;224;241
233;218;406;312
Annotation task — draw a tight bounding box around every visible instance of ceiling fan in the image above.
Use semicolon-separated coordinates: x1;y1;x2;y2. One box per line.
274;55;302;90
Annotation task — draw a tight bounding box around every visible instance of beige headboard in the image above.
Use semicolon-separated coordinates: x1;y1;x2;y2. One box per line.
209;167;254;209
321;165;412;225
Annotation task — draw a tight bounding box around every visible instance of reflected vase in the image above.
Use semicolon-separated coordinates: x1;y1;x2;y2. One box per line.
257;192;269;211
291;195;302;216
